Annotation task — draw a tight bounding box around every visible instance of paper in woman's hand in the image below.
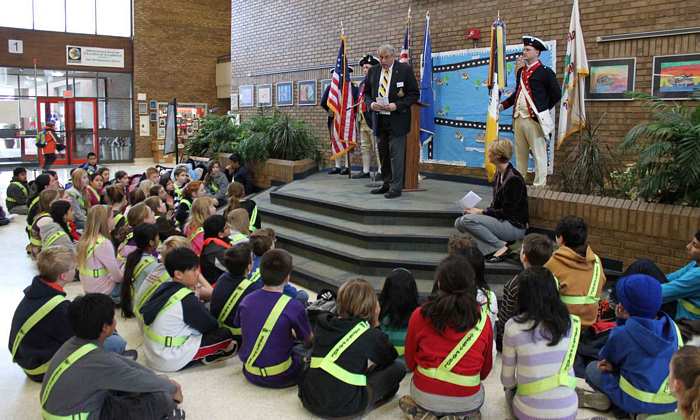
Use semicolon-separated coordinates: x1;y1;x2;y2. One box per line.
459;191;482;209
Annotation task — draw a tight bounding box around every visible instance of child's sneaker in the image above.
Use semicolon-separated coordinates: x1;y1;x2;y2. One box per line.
167;407;186;420
398;395;438;420
201;341;238;365
576;387;612;412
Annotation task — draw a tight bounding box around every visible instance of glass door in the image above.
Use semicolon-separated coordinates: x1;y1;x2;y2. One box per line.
36;97;98;165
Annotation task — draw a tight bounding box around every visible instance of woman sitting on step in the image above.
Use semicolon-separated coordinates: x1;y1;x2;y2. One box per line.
454;139;528;263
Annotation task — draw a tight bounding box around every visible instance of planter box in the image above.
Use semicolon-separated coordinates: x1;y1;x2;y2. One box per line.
252;158;317;189
528;188;700;273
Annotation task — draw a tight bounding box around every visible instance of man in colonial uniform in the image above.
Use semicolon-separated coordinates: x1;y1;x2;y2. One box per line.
500;36;561;187
351;54;380;179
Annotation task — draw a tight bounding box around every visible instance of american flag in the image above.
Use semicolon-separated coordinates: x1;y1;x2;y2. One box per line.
399;26;410;63
327;35;356;159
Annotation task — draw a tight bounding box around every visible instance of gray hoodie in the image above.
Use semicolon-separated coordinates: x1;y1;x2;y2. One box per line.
39;221;75;252
207;171;229;203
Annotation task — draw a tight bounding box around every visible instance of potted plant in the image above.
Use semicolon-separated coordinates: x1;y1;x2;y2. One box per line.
183;114;242;160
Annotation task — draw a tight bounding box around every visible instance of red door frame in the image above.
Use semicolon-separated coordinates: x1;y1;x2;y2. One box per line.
36;97;99;166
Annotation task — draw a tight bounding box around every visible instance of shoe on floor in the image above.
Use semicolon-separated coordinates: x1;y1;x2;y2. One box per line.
576;387;612;412
371;186;389;194
339;167;350;175
351;172;370;179
328;167;342;175
167;408;186;420
201;341;238;365
398;396;438;420
385;190;402;199
121;349;138;361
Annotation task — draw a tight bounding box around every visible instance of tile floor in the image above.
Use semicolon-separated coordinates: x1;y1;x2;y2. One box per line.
0;162;611;419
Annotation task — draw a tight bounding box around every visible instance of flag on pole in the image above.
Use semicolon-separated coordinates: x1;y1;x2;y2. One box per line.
487;16;507;90
484;77;500;182
399;7;411;63
419;11;434;145
557;0;588;146
327;34;356;159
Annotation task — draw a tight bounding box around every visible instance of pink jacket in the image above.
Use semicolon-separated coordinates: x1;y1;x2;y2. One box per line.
79;237;123;295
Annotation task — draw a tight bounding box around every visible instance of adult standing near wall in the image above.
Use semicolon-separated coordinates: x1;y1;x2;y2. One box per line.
500;36;561;187
351;54;381;180
363;44;419;199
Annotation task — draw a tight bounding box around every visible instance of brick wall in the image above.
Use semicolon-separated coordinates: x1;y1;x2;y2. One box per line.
133;0;230;159
528;189;700;272
230;0;700;171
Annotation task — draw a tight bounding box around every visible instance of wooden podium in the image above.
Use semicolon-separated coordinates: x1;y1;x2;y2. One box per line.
403;103;423;191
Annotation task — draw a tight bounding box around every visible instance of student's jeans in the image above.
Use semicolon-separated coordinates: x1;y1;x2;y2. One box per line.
43;153;56;171
100;390;178;420
104;332;127;354
366;360;407;410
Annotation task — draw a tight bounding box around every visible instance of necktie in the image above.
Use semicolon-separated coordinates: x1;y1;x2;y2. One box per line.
379;69;389;97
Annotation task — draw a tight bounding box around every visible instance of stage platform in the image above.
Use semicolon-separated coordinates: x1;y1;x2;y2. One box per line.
256;172;522;295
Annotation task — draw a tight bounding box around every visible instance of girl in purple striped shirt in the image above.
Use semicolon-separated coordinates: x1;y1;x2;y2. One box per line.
501;267;579;420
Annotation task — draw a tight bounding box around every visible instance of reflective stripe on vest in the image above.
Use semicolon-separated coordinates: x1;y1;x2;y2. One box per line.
310;321;370;386
40;343;97;420
516;315;581;396
143;288;194;347
244;294;293;377
619;321;684;405
179;198;192;211
113;213;125;228
78;236;108;278
116;232;134;263
43;230;68;248
559;255;602;305
248;268;261;283
680;299;700;316
217;278;254;335
135;272;170;320
11;295;65;375
30;213;51;246
248;205;258;232
7;181;28;202
188;227;203;243
209;182;219;193
230;232;247;244
133;256;157;282
28;196;40;215
395;346;405;356
417;306;489;387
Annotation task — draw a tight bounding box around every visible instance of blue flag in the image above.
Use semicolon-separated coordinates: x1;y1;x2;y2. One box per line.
419;13;435;145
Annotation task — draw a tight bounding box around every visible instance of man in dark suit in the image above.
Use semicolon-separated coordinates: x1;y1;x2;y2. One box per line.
500;35;561;187
363;44;419;198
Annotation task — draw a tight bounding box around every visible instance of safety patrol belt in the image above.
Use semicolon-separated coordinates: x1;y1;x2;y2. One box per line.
558;255;602;305
41;343;97;420
244;294;292;377
11;296;66;376
142;288;193;347
135;271;170;321
310;321;370;386
78;236;109;278
217;278;254;335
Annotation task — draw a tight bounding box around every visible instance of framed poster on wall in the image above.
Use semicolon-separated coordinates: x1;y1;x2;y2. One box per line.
239;85;254;107
298;80;317;106
652;53;700;100
320;79;332;96
257;84;272;107
276;81;293;106
585;58;636;100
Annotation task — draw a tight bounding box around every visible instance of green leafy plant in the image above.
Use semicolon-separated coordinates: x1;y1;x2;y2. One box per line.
236;110;319;163
184;114;242;157
620;92;700;206
561;114;616;195
609;165;639;201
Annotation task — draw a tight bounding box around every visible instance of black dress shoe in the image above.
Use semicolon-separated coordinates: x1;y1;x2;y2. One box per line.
487;250;513;263
328;167;341;175
384;191;402;199
351;172;370;179
339;167;350;175
371;186;389;194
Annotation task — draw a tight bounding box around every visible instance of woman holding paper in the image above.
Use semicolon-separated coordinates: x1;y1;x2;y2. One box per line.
454;139;528;263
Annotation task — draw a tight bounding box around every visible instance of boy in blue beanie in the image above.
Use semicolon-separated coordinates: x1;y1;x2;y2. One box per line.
578;274;683;416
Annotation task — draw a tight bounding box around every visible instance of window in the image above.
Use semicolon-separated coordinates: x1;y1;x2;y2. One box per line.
0;0;131;38
96;0;131;37
0;72;19;96
66;0;96;34
0;0;32;29
34;0;66;32
98;72;131;98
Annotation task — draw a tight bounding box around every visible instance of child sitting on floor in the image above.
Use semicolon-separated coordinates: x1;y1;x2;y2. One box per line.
140;247;235;372
6;166;29;215
400;255;493;420
116;203;156;265
40;200;77;251
378;268;419;358
226;207;250;245
497;233;553;352
28;189;62;257
175;180;204;230
235;249;312;388
223;182;260;231
300;278;405;418
77;205;123;303
501;266;579;420
210;243;258;340
183;196;216;256
580;274;683;417
200;215;232;284
648;346;700;420
120;223;160;319
40;293;184;420
9;247;128;382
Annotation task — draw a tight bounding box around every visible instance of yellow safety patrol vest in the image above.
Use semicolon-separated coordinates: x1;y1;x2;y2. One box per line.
516;315;582;395
248;205;258;232
417;306;489;387
557;255;602;305
230;232;248;244
11;295;66;377
116;232;134;263
244;294;293;377
143;288;194;347
188;226;204;243
309;321;371;386
40;343;98;420
42;230;68;248
217;278;254;335
179;198;192;212
78;236;109;278
135;271;170;321
619;321;684;405
30;212;51;247
113;213;125;229
7;181;28;203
